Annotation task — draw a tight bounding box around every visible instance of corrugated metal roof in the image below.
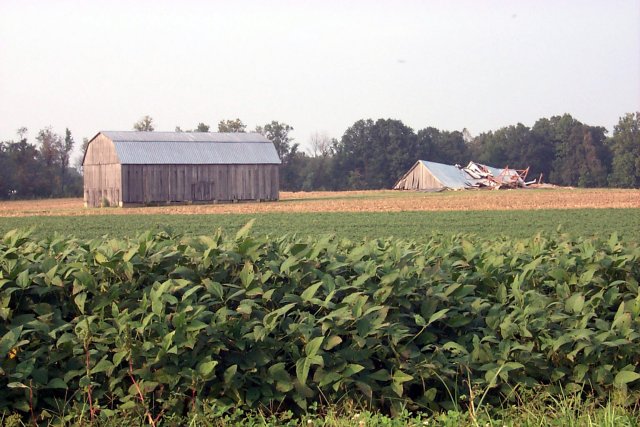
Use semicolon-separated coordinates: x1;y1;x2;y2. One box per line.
103;131;271;143
100;131;281;165
416;160;522;189
419;160;471;189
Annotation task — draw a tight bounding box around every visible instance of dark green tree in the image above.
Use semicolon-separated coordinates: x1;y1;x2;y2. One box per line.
0;141;13;198
608;112;640;188
255;121;295;159
195;122;210;132
4;136;42;198
541;114;611;186
256;121;299;190
218;118;246;133
60;128;75;194
334;119;416;189
417;127;469;165
332;119;375;190
469;123;553;180
133;115;154;131
302;134;337;191
36;127;63;195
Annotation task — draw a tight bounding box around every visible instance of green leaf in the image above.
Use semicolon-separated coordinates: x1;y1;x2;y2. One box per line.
280;256;298;274
224;364;237;384
236;302;253;315
197;359;218;378
120;401;137;410
113;350;128;366
161;330;176;351
74;292;87;314
369;369;391;381
428;308;449;325
239;261;255;288
91;358;114;375
343;364;365;377
186;320;208;333
16;270;30;289
614;370;640;387
296;358;311;386
565;293;585;314
295;355;321;386
391;381;403;397
235;219;255;240
94;252;108;264
7;382;29;389
414;314;426;327
392;370;413;384
268;363;291;383
323;336;342;351
305;336;324;358
0;326;22;356
380;271;399;285
45;378;68;389
263;303;296;329
151;297;163;317
301;282;323;302
442;341;469;355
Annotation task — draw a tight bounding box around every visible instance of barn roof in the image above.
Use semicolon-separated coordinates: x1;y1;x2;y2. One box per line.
418;160;471;189
97;131;281;165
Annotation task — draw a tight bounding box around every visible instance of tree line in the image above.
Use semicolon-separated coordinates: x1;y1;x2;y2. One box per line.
0;127;83;200
154;112;639;191
285;112;639;191
1;112;637;200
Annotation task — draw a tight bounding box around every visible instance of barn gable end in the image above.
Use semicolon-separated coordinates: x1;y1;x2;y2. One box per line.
83;133;122;207
82;131;281;207
393;161;450;191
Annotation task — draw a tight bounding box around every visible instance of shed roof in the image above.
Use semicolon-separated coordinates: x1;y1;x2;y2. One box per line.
418;160;471;189
95;131;281;165
418;160;517;189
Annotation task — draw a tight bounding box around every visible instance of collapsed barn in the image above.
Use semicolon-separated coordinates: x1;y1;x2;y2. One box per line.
82;131;281;207
393;160;532;191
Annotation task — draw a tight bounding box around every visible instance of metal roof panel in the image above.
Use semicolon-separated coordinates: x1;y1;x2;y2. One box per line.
101;131;281;165
419;160;471;189
103;131;271;143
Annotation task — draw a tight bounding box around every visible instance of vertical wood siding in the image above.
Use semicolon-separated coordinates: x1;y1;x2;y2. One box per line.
395;163;444;190
83;135;122;207
121;164;279;204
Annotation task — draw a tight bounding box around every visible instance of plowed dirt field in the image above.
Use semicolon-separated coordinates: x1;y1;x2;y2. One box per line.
1;189;638;217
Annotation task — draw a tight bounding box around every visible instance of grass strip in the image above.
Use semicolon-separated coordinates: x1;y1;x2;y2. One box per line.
1;208;638;241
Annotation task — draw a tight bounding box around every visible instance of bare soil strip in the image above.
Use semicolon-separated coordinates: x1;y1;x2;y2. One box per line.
0;189;638;218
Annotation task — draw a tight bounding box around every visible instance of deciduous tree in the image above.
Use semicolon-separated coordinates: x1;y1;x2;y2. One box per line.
608;112;640;188
195;122;210;132
255;121;300;190
334;118;416;189
218;118;246;133
133;115;154;131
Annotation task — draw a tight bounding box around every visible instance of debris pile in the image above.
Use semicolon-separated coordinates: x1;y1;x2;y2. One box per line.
459;161;533;189
393;160;538;191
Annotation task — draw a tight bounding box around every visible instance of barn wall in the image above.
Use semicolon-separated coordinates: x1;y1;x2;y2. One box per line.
121;164;279;204
396;164;444;190
83;135;122;207
83;134;119;165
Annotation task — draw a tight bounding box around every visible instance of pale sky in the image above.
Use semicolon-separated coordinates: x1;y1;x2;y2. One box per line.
1;0;639;163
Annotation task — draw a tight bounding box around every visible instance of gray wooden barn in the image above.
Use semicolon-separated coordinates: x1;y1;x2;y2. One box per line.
82;131;281;207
